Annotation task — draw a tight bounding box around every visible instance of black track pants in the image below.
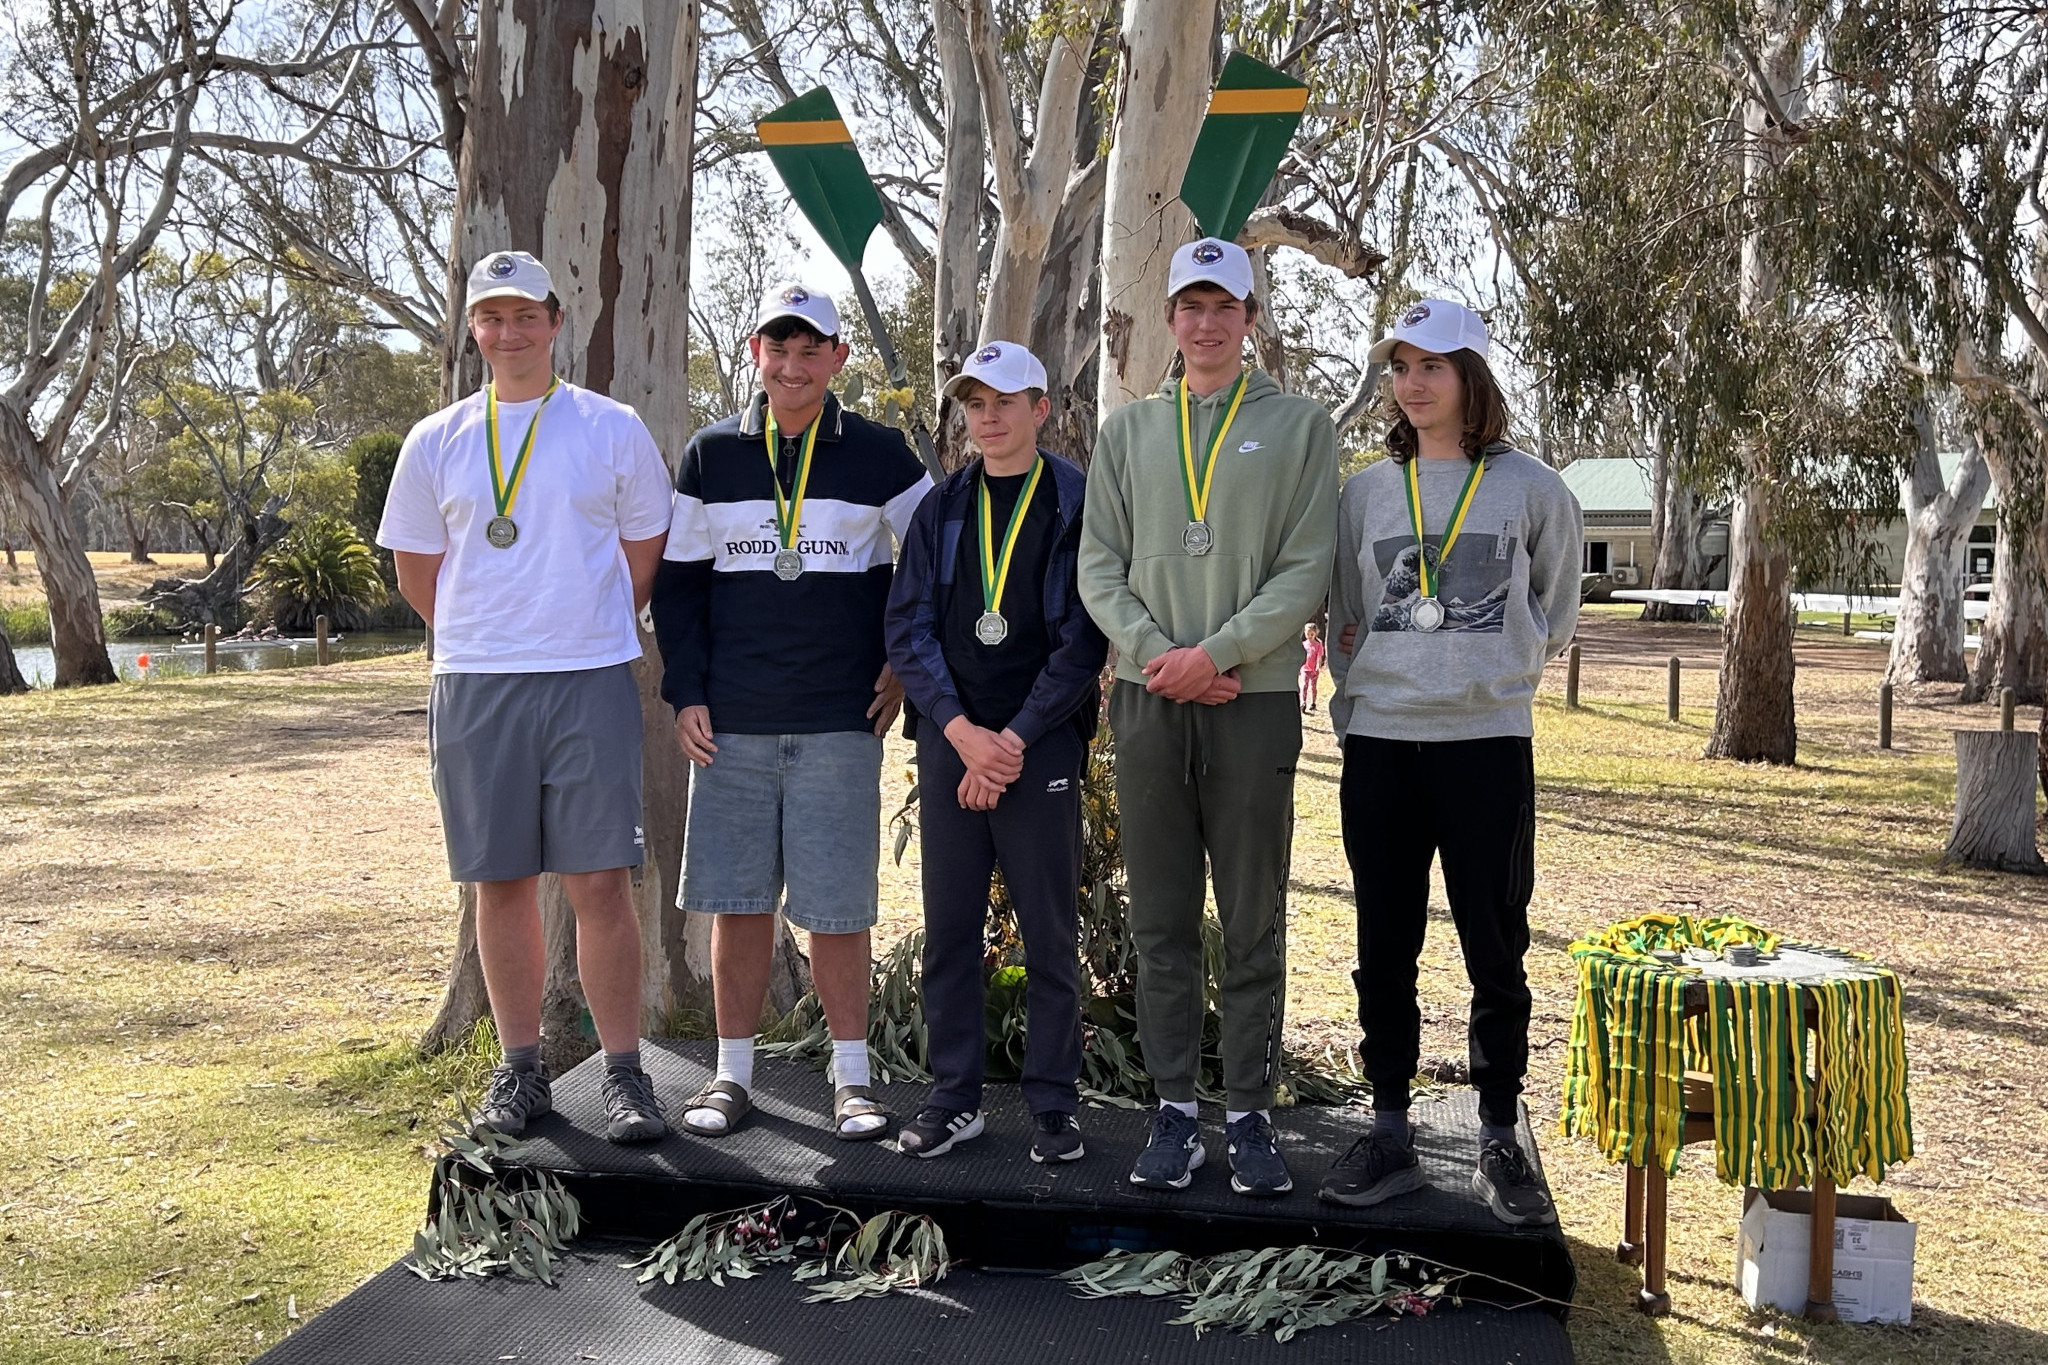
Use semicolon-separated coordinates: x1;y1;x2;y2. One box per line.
916;724;1086;1115
1339;733;1535;1128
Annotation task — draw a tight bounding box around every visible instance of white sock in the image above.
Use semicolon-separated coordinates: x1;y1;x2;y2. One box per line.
687;1036;754;1135
831;1038;885;1134
1226;1109;1271;1125
1160;1099;1198;1118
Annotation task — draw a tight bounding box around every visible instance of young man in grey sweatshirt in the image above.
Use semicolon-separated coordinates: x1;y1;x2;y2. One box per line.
1079;237;1338;1198
1319;299;1581;1226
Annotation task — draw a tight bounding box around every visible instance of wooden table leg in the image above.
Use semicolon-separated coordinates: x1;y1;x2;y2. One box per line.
1618;1162;1646;1266
1805;1176;1839;1322
1638;1159;1671;1315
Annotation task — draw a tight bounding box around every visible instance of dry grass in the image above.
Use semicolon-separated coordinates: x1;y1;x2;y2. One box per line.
0;552;209;608
3;611;2046;1363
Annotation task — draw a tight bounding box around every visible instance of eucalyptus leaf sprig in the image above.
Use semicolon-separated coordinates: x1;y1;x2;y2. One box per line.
627;1195;951;1302
407;1122;582;1285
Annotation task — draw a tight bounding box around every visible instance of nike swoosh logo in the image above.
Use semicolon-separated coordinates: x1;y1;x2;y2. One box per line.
1238;440;1263;452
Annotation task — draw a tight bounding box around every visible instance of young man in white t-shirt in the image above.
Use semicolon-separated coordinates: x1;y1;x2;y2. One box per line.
378;250;677;1144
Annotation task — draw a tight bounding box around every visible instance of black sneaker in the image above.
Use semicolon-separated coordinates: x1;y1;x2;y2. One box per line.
1318;1130;1427;1207
473;1064;551;1138
1224;1111;1293;1197
1030;1111;1085;1164
601;1065;667;1144
1128;1106;1204;1189
1473;1139;1557;1225
897;1106;983;1158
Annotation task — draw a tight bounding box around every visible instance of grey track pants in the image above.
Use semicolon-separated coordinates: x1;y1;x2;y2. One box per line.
1109;682;1301;1110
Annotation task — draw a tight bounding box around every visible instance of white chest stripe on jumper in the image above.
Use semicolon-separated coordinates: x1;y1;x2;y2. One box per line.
680;496;899;573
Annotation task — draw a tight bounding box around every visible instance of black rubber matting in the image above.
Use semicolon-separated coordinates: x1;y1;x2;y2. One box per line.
492;1041;1573;1311
255;1243;1575;1365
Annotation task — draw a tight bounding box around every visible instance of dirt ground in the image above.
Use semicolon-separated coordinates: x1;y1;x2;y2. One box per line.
2;604;2045;1363
1;553;210;609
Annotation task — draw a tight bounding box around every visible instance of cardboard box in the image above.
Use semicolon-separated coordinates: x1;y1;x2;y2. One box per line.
1736;1189;1916;1324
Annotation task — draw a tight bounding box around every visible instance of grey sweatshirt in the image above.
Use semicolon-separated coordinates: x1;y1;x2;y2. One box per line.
1327;446;1582;741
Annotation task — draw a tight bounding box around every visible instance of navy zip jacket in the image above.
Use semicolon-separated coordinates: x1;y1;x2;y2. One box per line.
885;449;1106;746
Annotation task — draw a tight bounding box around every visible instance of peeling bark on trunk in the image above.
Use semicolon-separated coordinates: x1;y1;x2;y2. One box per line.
1888;413;1989;687
1029;158;1106;463
1095;0;1217;417
929;0;983;469
1706;28;1803;764
1944;729;2046;873
423;2;808;1064
1960;398;2047;705
0;408;115;687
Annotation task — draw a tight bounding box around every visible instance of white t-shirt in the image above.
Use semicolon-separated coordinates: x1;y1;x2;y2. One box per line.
377;381;675;673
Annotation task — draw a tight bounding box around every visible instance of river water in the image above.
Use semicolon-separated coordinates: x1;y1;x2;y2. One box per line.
11;631;427;686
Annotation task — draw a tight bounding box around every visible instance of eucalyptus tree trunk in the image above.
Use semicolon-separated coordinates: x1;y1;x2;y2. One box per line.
1706;27;1804;764
0;408;115;687
1642;411;1709;620
1888;411;1990;687
929;0;983;469
1096;0;1217;416
419;0;806;1070
1029;157;1107;463
1963;503;2048;706
0;623;28;694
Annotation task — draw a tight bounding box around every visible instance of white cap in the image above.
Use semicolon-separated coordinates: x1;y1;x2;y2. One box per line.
1167;237;1254;300
1368;299;1490;363
941;340;1048;400
467;251;554;307
755;281;842;339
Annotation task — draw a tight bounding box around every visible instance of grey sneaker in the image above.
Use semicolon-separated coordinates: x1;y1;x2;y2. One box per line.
1318;1130;1427;1207
474;1064;552;1137
1473;1139;1557;1225
602;1065;667;1144
1224;1111;1292;1197
1128;1106;1205;1189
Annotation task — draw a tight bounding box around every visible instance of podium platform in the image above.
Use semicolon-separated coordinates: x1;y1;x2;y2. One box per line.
257;1042;1577;1364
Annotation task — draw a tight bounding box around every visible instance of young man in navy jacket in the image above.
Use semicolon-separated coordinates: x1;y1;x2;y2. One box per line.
884;342;1107;1162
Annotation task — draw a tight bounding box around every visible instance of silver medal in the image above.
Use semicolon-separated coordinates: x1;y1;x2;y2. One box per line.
485;515;519;549
772;548;804;581
1182;520;1214;556
1411;597;1445;632
975;610;1009;647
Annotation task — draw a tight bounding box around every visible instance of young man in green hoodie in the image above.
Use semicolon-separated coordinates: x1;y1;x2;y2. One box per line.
1079;237;1338;1197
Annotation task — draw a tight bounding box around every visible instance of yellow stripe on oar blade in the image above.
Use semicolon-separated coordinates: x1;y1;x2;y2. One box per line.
1207;87;1310;115
757;119;853;146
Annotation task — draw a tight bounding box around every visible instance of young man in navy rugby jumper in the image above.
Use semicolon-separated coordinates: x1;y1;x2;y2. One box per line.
884;341;1107;1162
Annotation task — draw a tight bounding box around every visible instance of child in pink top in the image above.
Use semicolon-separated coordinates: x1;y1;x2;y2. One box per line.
1299;622;1326;713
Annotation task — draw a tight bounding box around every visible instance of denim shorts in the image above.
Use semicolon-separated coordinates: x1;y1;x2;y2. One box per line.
680;730;883;933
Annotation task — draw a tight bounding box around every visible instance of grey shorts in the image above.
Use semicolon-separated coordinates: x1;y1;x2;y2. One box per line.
681;730;882;934
428;665;645;883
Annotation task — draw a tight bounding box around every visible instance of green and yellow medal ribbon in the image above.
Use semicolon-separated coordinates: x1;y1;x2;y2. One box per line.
763;408;822;552
1176;371;1249;526
978;457;1044;621
484;376;560;521
1402;454;1487;598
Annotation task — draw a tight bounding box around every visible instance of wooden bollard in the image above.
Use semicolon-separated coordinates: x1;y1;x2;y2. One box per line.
203;623;218;675
316;615;331;666
1843;610;1853;637
1566;642;1581;709
1667;656;1681;721
1879;681;1893;749
2001;686;2016;731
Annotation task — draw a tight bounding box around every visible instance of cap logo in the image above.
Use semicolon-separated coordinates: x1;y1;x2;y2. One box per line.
1192;241;1226;265
487;255;518;279
1401;303;1432;327
975;344;1002;364
781;286;809;305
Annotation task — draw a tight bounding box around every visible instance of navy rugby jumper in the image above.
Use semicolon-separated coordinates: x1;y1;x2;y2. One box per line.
652;391;930;734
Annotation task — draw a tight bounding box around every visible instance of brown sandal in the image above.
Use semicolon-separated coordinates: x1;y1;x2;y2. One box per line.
679;1079;750;1137
832;1084;890;1141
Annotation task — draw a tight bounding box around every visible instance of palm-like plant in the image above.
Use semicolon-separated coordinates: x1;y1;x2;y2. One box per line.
251;515;389;631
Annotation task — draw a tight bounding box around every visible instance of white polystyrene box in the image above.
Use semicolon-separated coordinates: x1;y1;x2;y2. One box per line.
1736;1189;1915;1325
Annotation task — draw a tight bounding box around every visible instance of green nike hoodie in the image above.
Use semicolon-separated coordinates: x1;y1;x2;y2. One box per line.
1079;367;1338;693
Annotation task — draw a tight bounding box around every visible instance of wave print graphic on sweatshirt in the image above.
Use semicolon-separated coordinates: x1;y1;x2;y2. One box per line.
1369;534;1515;634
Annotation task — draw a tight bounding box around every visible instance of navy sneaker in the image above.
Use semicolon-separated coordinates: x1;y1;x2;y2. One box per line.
1318;1130;1427;1207
1224;1111;1293;1197
601;1065;667;1144
1030;1111;1085;1163
1474;1139;1557;1225
473;1064;551;1138
897;1106;983;1158
1128;1106;1205;1189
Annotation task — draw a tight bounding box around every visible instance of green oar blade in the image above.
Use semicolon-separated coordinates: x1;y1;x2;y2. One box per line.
1179;53;1309;242
756;88;883;270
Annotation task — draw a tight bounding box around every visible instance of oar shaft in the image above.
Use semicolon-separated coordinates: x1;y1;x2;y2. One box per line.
847;268;942;479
